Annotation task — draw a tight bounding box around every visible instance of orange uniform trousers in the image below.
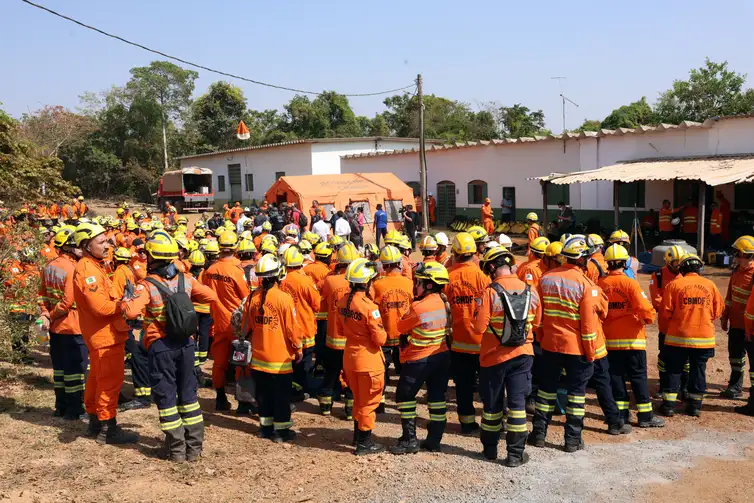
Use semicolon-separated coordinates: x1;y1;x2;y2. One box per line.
211;335;232;389
483;220;494;234
84;343;126;421
345;369;384;431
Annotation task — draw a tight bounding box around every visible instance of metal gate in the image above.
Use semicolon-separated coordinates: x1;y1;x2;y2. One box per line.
437;181;456;226
228;164;242;203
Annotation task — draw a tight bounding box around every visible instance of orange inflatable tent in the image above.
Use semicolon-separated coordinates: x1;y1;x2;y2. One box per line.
265;173;414;239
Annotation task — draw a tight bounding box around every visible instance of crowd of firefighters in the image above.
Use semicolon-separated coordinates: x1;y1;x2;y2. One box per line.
3;198;754;468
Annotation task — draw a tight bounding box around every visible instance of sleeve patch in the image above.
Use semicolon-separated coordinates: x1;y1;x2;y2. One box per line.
591;289;598;297
641;291;647;298
649;280;654;285
11;268;19;274
85;276;97;285
371;309;381;319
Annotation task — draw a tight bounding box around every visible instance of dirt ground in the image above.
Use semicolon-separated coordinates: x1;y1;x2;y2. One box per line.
1;203;753;502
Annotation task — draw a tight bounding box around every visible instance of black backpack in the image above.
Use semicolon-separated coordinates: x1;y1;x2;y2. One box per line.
297;211;308;228
145;273;198;343
589;258;607;278
487;283;532;347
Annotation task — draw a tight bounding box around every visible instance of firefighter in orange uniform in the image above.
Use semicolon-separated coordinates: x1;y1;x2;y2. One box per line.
681;198;699;244
599;244;664;428
517;237;549;288
280;247;321;400
418;235;438;262
475;247;541;466
398;236;414;282
40;227;59;262
5;248;40;360
187;250;213;375
526;213;541;247
737;246;754;415
373;245;413;413
62;199;76;224
446;232;491;431
38;228;86;420
121;232;218;461
720;236;754;398
709;201;723;250
202;231;250;411
434;232;450;266
649;245;686;396
658;199;679;240
585;234;608;283
72;223;138;444
659;254;723;417
241;255;302;442
130;239;148;281
339;258;387;455
304;242;333;362
481;198;494;235
530;236;606;452
316;243;359;418
76;196;88;217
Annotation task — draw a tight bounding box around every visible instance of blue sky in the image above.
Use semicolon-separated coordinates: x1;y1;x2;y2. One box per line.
2;0;753;132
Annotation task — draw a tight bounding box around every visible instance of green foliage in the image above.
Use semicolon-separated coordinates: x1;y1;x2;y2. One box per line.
128;61;198;121
571;119;602;133
601;97;655;130
497;104;548;138
191;81;249;151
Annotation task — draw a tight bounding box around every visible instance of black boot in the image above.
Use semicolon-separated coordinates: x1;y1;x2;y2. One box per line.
638;415;665;428
421;419;446;452
119;398;151;412
63;390;86;421
721;371;744;398
236;401;254;416
86;414;101;437
184;422;204;462
215;388;231;412
273;429;297;443
163;425;187;462
53;388;67;417
258;425;274;440
375;402;386;414
503;431;529;467
607;420;632;435
355;429;384;456
460;421;480;435
344;400;353;421
96;418;139;445
389;419;420;455
318;397;332;416
352;420;359;446
563;440;584;453
734;404;754;416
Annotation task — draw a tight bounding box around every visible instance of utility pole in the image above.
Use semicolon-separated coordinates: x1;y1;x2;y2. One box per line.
418;74;430;232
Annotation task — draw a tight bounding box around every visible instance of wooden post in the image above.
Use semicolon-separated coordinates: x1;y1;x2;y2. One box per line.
541;180;548;232
698;182;706;258
418;74;430;233
613;181;621;229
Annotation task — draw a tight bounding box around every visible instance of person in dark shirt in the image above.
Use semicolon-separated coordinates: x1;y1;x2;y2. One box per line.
373;204;388;247
403;204;418;250
557;201;575;236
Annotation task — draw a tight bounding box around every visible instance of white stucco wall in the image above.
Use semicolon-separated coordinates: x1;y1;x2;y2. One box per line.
310;139;422;175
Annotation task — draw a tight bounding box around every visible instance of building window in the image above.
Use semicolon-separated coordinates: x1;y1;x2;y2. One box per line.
384;199;404;222
546;183;570;206
275;171;285;180
245;173;254;192
467;180;488;205
735;184;754;210
406;181;421;197
218;175;226;192
615;181;646;208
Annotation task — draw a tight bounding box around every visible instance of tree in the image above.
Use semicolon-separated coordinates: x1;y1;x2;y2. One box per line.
497;104;548;138
571;119;602;133
127;61;198;171
601;97;655;129
191;81;248;151
655;58;754;123
19;105;94;157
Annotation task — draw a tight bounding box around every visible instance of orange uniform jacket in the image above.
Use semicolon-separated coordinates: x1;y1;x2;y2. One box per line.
401;255;414;282
110;264;136;300
39;254;80;334
397;293;450;363
304;260;331;320
661;272;723;348
682;206;698;233
62;204;75;219
320;271;351;350
5;264;39;314
202;257;251;338
338;291;387;374
517;257;546;288
481;204;493;223
709;208;722;235
537;264;606;360
280;269;321;349
446;261;491;353
527;223;541;246
241;285;302;374
73;256;129;349
649;266;681;334
473;274;542;368
192;270;211;314
41;244;58;262
373;270;414;347
658;207;676;232
49;204;60;218
598;270;655;350
130;257;147;281
723;262;754;330
123;273;218;350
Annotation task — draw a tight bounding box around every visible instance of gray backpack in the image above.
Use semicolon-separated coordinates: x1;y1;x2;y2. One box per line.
487;283;532;347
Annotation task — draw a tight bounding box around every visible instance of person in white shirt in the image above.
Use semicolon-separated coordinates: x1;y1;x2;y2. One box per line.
312;217;331;243
236;208;252;234
334;210;351;238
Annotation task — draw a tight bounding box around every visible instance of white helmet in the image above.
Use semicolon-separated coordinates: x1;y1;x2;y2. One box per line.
434;232;449;246
486;241;501;249
278;243;291;257
428;192;433;197
498;233;513;248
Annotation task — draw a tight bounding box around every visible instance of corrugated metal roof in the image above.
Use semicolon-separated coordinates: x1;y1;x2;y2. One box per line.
176;137;443;160
530;154;754;187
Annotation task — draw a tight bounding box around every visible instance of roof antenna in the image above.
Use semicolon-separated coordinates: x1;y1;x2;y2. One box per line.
551;77;579;151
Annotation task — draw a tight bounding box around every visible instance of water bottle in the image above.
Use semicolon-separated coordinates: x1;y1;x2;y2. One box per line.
35;318;49;345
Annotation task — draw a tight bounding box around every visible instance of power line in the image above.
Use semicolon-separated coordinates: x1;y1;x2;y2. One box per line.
20;0;415;97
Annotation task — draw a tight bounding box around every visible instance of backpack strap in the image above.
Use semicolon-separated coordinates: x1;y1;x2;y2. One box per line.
487;282;507;342
145;276;172;298
656;269;663;289
177;272;185;294
590;258;606;278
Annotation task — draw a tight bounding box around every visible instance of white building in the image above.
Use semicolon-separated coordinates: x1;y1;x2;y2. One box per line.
177;137;440;206
340;115;754;228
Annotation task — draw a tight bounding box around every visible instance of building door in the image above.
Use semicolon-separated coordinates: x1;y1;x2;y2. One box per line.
437;181;456;225
228;164;242;204
503;186;516;219
406;181;421;197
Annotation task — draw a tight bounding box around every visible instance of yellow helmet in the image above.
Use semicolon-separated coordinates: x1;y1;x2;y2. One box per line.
304;232;320;245
526;212;538;222
152;221;164;230
419;235;438;251
545;241;563;257
530;236;550;255
398;236;412;251
260;239;278;255
262;220;272;232
240;230;253;240
140;222;153;233
414;261;450;285
586;234;604;254
126;221;138;232
218;231;239;250
114;247;132;262
467;225;489;243
379;245;402;265
452;232;477;256
329;235;345;247
314;242;333;258
561;236;589;259
174;235;189;251
384;230;403;245
116;208;124;216
364;243;379;257
145;232;179;260
732;236;754;255
298;240;312;253
188;250;206;268
224;220;234;230
176;216;188;225
679;254;703;269
664;245;687;265
198;238;209;249
345;258;378;284
283;247;305;268
609;229;630;244
255;254;282;278
53;228;75;248
74;222;106;247
194;220;205;229
77;195;84;201
481;246;514;265
262;233;279;246
337;243;359;264
604;244;630;262
204;240;220;256
132;211;141;220
188;240;199;252
238;238;257;255
559;233;572;244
